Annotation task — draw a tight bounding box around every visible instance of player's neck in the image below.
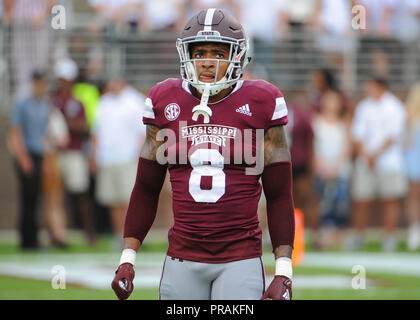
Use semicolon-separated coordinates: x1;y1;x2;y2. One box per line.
190;84;236;104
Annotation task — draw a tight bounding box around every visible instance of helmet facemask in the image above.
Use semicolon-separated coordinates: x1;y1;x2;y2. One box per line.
177;31;250;97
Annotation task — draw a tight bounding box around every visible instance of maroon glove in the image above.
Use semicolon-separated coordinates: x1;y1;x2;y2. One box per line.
111;263;135;300
262;275;292;300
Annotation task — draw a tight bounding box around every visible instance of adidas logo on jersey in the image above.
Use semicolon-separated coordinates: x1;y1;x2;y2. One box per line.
236;104;252;117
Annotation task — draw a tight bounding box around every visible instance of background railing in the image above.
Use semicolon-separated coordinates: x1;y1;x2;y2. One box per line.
1;20;420;115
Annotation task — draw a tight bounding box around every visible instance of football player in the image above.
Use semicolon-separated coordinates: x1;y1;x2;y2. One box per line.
111;8;295;300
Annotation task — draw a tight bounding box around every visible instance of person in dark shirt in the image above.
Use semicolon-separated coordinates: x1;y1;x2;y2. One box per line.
8;70;50;250
51;58;96;246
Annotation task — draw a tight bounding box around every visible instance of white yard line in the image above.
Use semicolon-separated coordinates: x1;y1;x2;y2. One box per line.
0;252;418;290
299;252;420;277
0;261;358;290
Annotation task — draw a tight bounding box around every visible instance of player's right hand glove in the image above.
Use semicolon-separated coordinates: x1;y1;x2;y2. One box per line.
261;275;292;300
111;263;135;300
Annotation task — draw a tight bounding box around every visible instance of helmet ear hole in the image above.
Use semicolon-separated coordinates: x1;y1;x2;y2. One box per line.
232;69;240;79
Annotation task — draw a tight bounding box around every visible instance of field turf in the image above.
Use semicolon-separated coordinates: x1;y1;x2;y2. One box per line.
0;232;419;300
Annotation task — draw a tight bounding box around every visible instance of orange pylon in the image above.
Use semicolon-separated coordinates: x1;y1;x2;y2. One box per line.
292;208;305;266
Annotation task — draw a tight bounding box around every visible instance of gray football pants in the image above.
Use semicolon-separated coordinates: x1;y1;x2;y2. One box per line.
159;256;265;300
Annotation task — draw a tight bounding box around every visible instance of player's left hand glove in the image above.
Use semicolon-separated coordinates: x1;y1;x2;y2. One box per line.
111;263;135;300
261;275;292;300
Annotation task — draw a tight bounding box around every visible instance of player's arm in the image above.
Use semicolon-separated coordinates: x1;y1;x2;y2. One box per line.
122;124;166;250
263;125;294;258
261;125;295;300
112;124;167;300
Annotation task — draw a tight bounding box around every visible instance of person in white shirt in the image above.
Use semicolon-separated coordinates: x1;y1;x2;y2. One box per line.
233;0;290;73
356;0;420;42
90;78;146;246
189;0;234;14
347;75;408;251
311;0;358;90
7;0;56;98
89;0;142;30
233;0;290;43
388;0;420;43
137;0;186;33
312;0;357;55
355;0;420;88
313;90;352;249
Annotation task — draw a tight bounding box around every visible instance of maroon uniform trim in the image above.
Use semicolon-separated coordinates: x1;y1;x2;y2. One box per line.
261;162;295;250
123;158;167;243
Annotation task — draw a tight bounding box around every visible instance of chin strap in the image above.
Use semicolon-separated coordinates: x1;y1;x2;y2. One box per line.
192;84;212;124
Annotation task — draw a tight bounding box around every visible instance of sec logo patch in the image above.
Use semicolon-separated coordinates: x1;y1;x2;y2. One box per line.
164;103;181;121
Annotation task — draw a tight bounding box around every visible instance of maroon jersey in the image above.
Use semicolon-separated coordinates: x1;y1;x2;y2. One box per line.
51;92;86;151
143;78;288;263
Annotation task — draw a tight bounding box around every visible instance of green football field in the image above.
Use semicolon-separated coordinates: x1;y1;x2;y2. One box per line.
1;267;420;300
1;231;420;300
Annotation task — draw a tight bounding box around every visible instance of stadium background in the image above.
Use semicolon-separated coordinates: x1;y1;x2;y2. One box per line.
0;0;420;300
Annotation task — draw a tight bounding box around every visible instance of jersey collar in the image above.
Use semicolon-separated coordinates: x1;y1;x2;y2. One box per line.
182;80;244;103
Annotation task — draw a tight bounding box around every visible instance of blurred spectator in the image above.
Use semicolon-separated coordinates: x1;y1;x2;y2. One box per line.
89;0;144;85
138;0;186;33
286;0;317;83
67;35;105;84
89;0;141;32
71;71;103;235
134;0;186;85
387;0;420;44
42;103;69;248
283;98;318;242
404;82;420;251
355;0;404;85
0;1;4;22
6;0;56;98
386;1;420;87
356;0;395;37
309;68;352;120
347;75;407;251
51;58;96;246
0;0;8;107
72;69;101;132
233;0;289;41
90;78;146;248
50;0;77;60
233;0;289;72
287;0;316;29
312;0;357;82
312;90;352;249
188;0;233;15
7;70;50;250
309;68;338;110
